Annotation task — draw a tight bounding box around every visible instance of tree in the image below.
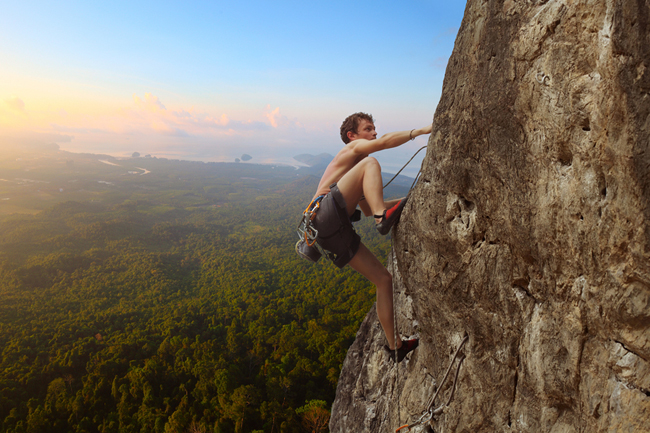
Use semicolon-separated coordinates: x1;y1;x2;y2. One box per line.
225;385;259;433
295;400;329;433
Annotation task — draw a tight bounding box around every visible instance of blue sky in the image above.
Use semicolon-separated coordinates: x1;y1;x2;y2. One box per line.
1;1;466;176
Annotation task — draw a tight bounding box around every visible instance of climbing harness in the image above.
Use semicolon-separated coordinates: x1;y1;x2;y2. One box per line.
295;195;326;262
395;335;469;432
298;195;324;246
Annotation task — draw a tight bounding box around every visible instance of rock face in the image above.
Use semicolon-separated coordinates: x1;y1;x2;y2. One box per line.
331;1;650;432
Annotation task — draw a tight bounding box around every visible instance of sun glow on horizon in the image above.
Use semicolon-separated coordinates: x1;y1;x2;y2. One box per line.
1;1;466;175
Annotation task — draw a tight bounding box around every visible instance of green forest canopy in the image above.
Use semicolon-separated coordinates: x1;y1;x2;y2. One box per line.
0;148;406;433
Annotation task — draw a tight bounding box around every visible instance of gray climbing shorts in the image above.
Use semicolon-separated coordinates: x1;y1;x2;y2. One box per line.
312;184;361;268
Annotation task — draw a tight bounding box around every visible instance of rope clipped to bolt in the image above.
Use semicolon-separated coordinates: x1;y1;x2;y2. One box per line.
395;334;469;432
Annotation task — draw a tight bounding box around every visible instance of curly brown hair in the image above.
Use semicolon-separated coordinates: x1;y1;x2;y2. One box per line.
339;112;374;144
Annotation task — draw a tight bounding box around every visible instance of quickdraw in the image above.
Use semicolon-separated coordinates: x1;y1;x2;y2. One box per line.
297;195;325;246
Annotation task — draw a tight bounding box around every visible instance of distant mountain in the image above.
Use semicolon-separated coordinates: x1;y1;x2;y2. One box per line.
293;153;334;168
380;172;415;189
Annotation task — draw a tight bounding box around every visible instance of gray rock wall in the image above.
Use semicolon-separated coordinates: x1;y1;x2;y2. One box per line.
331;1;650;432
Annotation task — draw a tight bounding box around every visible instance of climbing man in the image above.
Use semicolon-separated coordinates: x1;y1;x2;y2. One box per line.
309;112;432;362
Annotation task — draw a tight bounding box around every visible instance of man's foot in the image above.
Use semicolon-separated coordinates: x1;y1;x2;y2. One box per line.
375;196;409;235
384;338;419;363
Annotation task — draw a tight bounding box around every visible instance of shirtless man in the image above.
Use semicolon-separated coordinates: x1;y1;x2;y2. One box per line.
310;112;432;362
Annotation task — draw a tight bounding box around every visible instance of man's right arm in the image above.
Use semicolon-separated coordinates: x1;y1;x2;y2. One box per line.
351;123;432;156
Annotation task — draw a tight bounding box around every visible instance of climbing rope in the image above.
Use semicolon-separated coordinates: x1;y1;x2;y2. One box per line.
384;144;428;429
360;144;427;205
382;145;428;191
392;246;400;427
395;334;469;432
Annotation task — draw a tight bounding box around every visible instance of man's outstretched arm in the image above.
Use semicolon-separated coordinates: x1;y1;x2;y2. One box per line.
351;123;432;156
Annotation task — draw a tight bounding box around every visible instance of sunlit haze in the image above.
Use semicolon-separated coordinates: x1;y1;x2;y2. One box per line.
1;1;466;176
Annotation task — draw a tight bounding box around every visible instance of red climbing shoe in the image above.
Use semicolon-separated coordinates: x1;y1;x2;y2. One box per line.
375;195;409;235
385;338;419;363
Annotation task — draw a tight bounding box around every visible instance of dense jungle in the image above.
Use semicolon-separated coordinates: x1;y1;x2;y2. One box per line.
0;145;408;433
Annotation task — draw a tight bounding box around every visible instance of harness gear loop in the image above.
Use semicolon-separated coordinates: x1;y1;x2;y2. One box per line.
297;195;324;246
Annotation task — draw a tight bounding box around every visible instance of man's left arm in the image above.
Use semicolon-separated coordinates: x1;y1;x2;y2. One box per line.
352;123;433;156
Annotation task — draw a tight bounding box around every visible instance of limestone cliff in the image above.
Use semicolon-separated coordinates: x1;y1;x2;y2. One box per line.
331;1;650;432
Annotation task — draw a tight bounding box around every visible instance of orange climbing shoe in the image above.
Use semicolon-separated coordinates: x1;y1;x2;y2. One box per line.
385;338;419;363
375;195;409;235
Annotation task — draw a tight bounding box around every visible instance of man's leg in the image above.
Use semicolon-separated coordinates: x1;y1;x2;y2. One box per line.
348;243;402;350
336;157;386;217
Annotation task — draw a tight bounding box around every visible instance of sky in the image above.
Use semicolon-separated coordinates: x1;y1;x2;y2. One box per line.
0;1;467;176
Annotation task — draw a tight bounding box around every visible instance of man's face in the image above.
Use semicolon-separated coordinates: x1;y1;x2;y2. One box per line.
349;119;377;141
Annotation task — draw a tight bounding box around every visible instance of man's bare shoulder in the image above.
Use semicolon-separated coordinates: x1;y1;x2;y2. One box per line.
314;146;362;195
321;146;354;179
332;143;357;163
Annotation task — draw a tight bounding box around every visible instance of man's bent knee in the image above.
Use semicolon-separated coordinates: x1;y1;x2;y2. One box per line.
360;156;381;170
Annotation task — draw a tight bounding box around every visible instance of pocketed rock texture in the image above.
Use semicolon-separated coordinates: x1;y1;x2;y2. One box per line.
331;1;650;432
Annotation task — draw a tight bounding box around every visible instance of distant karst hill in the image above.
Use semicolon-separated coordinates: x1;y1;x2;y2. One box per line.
293;153;334;168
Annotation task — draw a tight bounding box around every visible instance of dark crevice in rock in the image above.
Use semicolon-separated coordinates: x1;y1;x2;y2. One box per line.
614;339;647;362
512;369;519;405
576;333;587;391
514;284;537;303
614;374;650;398
513;277;530;287
459;197;475;211
593;402;601;419
558;147;573;166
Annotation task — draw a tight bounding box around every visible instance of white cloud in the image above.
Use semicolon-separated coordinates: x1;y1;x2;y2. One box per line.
133;92;166;112
3;93;329;163
265;105;281;128
5;96;25;112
